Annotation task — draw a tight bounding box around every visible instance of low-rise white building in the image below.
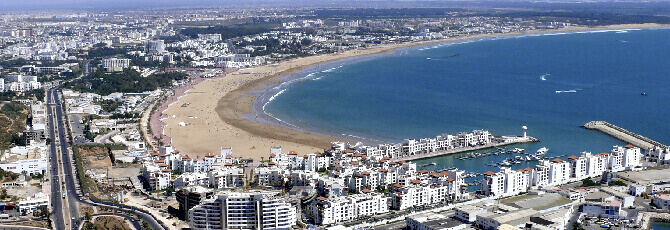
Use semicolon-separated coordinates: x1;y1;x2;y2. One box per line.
314;191;389;225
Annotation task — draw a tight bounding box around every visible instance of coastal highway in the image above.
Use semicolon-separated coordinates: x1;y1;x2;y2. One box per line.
47;86;167;230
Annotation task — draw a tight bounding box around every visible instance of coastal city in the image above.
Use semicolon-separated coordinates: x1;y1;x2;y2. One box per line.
0;2;670;230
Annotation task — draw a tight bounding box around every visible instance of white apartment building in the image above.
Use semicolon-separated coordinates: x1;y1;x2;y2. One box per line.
652;194;670;210
145;40;165;54
390;180;454;210
173;172;209;189
646;146;670;165
3;74;41;92
207;167;243;189
141;161;172;190
0;159;47;176
215;54;265;68
102;58;130;72
18;193;49;214
481;167;528;198
609;144;641;171
314;192;389;225
482;145;643;197
188;190;297;230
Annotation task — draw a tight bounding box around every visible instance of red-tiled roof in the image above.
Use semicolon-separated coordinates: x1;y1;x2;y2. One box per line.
205;153;215;157
174;150;180;154
625;144;635;148
353;153;363;157
344;149;355;153
224;163;233;166
393;184;403;188
269;153;276;157
162;169;172;172
446;178;455;182
158;164;168;167
333;164;341;168
411;180;421;184
483;171;495;176
317;197;327;201
524;167;533;171
362;189;372;193
361;172;370;175
158;153;167;157
155;160;164;163
350;161;359;165
568;155;578;160
552;158;564;163
289;151;298;155
419;170;429;174
151;152;159;156
268;162;276;165
379;169;388;172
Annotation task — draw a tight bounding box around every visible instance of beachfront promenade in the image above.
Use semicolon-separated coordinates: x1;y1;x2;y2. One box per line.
394;136;539;161
582;121;666;149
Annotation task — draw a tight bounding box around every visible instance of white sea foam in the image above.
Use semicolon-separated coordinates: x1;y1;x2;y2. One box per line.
322;65;342;73
267;89;286;103
555;90;578;93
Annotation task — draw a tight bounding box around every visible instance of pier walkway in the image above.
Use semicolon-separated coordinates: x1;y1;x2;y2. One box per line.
582;121;666;149
395;136;539;161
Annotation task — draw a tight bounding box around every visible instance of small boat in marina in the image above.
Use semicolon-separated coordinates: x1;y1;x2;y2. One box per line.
536;147;549;155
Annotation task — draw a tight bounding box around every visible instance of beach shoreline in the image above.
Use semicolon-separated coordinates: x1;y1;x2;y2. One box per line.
159;23;667;160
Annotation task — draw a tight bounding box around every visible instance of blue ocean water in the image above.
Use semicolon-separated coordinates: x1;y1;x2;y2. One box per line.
653;222;670;230
262;28;670;174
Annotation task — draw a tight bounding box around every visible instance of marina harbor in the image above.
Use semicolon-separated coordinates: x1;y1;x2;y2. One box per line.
389;127;539;162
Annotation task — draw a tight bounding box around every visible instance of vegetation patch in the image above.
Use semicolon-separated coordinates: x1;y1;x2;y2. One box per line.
83;215;131;230
0;102;29;149
64;69;187;96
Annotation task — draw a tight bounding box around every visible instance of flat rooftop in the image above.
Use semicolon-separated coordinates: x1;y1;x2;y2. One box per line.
617;168;670;184
502;193;571;211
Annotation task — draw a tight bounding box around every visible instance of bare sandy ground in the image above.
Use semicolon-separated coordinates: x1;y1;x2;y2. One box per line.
158;23;667;160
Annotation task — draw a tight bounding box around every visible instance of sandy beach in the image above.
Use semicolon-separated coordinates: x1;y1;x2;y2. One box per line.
157;23;667;160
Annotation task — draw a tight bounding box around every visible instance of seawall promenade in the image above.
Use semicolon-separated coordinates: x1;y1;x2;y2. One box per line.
582;121;666;149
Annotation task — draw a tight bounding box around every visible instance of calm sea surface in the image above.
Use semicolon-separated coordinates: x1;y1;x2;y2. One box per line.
653;222;670;230
263;28;670;174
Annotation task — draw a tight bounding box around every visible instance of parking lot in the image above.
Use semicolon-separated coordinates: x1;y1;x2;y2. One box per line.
579;216;640;229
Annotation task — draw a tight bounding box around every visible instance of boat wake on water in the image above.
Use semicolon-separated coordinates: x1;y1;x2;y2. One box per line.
555;89;578;94
540;73;550;81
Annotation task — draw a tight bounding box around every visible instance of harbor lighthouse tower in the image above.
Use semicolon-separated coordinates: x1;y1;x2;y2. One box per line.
522;126;527;138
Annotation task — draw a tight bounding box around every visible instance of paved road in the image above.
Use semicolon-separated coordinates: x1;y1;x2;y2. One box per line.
43;61;167;230
51;89;166;230
84;213;142;230
46;87;66;230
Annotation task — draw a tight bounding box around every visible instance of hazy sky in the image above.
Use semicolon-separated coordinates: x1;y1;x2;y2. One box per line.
2;0;668;11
